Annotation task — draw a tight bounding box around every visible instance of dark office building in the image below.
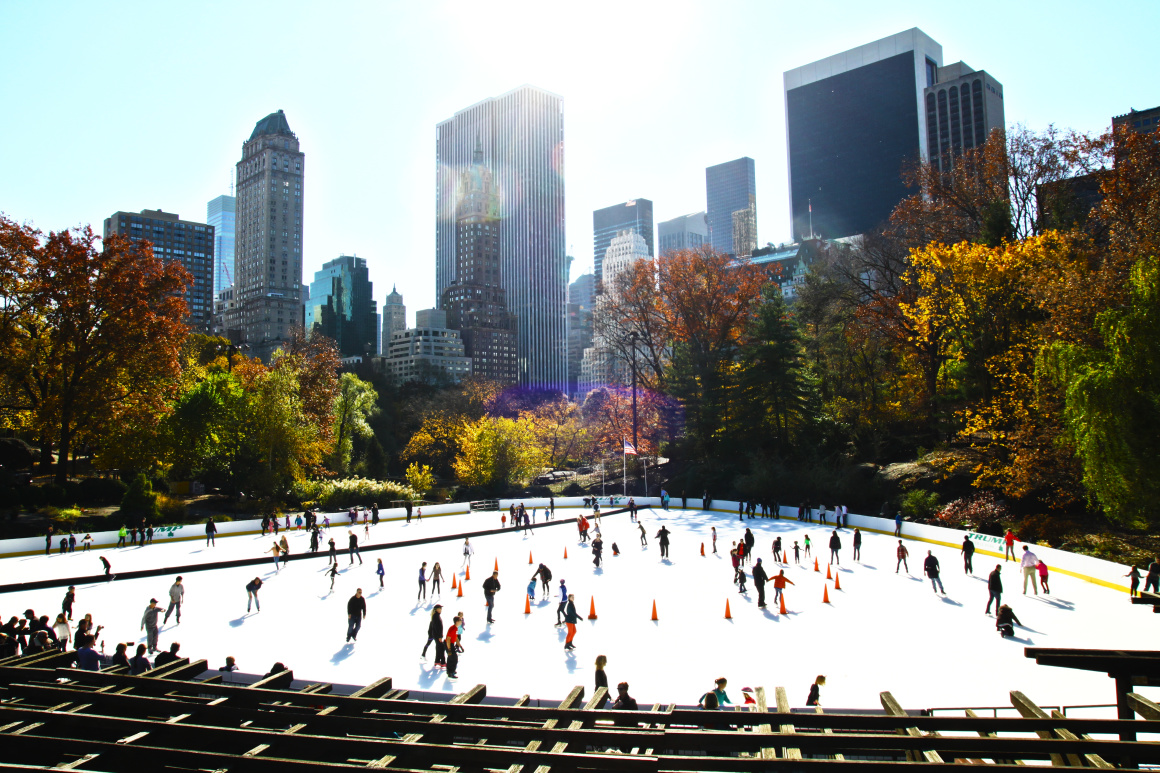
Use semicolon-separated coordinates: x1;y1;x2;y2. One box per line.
593;199;653;294
706;158;756;255
783;29;944;240
103;209;215;331
305;255;378;359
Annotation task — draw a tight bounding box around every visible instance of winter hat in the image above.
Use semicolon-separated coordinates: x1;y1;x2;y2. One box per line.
149;598;158;603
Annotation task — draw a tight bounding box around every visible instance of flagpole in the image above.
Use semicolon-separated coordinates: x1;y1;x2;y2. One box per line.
622;449;627;498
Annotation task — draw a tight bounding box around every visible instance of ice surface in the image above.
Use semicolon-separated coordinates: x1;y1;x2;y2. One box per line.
3;508;1155;712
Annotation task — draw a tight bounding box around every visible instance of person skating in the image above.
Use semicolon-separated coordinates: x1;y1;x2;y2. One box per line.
140;598;161;654
417;562;428;601
1020;545;1039;594
346;588;366;642
711;527;717;554
376;558;385;589
444;615;460;679
483;571;501;623
461;538;474;568
985;564;1003;614
155;641;181;667
267;541;282;570
656;525;670;558
792;541;801;564
771;536;781;562
638;522;647;547
894;511;902;537
82;533;92;551
348;531;362;565
278;534;290;569
961;536;975;574
205;518;217;547
773;570;794;605
1144;558;1159;594
100;555;113;582
246;577;262;613
895;540;909;573
923;551;945;594
744;528;755;561
328;561;339;591
853;528;862;561
1037;560;1050;594
829;530;841;565
431;562;444;596
592;535;604;567
328;536;337;563
62;586;75;622
996;603;1022;637
532;563;553;596
733;550;747;593
803;534;811;558
563;594;579;650
555;579;568;625
1127;565;1142;597
753;558;769;607
163;576;184;625
1003;529;1016;561
806;675;826;706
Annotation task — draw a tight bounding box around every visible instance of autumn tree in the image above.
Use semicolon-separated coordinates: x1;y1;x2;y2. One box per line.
330;372;378;475
452;415;545;492
0;218;189;483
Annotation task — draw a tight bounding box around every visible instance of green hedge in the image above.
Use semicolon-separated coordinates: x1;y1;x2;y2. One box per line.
290;478;418;511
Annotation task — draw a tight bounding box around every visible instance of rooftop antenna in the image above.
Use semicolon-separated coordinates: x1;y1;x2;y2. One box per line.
808;199;815;240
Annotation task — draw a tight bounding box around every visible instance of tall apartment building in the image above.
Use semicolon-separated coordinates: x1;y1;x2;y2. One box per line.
103;209;215;331
441;142;518;384
436;85;567;386
304;255;378;358
381;308;472;384
924;62;1005;175
658;211;708;255
206;195;236;301
579;231;651;392
382;285;406;353
592;199;653;293
232;109;305;360
783;29;945;240
706;158;756;256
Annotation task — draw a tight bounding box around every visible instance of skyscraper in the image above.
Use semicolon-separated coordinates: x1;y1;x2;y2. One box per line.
304;255;378;359
206;195;236;301
436;85;567;387
441;142;518;384
783;29;944;240
658;212;708;255
592;199;653;293
923;62;1005;175
706;158;756;256
382;285;406;351
232;109;305;360
103;209;215;331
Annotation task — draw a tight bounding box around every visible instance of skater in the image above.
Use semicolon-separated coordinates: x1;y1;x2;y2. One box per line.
1020;545;1039;595
328;561;339;591
773;569;794;605
267;541;282;570
532;563;552;596
803;534;811;558
526;575;537;600
205;518;217;547
853;528;862;561
656;525;670;558
595;654;609;691
62;586;75;622
923;550;945;594
328;536;337;563
346;588;366;642
1127;565;1142;597
116;526;127;548
592;534;603;567
772;536;782;562
639;522;647;546
753;558;769;607
712;527;718;554
163;576;184;625
555;579;568;625
245;577;262;613
279;534;290;569
894;511;902;537
895;540;909;573
1037;559;1050;594
375;558;385;589
348;531;362;565
100;555;112;581
986;564;1003;614
996;603;1021;637
792;541;801;564
731;548;743;590
420;605;446;663
418;562;428;601
806;675;826;706
828;530;841;565
445;615;460;679
1144;558;1160;594
744;528;755;561
461;538;474;567
483;571;501;623
956;535;974;575
140;598;161;654
431;562;444;595
82;533;92;551
563;593;579;650
1003;529;1016;561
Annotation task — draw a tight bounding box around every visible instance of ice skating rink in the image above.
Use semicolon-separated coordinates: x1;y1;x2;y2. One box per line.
2;507;1154;712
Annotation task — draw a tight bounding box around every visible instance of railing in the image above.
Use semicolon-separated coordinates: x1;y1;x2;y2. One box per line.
927;703;1117;717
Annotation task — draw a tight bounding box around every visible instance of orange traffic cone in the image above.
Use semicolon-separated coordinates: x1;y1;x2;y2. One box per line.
814;557;820;572
564;547;568;559
701;542;705;556
834;573;841;590
725;599;732;619
465;566;471;581
651;600;658;621
452;574;457;589
529;551;533;565
494;558;499;572
779;594;788;614
457;582;463;597
826;564;832;580
524;594;531;614
823;585;831;604
588;596;598;620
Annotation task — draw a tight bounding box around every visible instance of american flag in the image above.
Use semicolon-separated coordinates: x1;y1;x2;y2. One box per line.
623;439;637;455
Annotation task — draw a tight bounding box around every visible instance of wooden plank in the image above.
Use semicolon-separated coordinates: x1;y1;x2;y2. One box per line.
816;705;846;761
298;683;333;695
881;690;943;764
753;687;776;761
774;686;801;760
247;669;293;691
517;688;587;773
1050;710;1114;769
347;676;392;699
966;708;1024;766
448;684;486;705
1009;690;1075;767
583;686;608;711
1128;692;1160;720
54;752;101;769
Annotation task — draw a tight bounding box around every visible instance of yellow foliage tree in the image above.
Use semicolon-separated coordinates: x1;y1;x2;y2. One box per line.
453;414;546;491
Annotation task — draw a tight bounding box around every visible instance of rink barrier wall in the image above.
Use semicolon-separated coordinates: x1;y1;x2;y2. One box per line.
694;500;1134;595
0;506;634;594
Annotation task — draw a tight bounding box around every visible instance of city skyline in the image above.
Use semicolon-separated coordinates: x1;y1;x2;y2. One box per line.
2;2;1158;319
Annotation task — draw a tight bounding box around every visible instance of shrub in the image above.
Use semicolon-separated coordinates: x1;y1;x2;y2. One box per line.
38;505;83;525
561;481;585;496
75;477;128;506
1016;512;1078;548
937;492;1011;535
290;477;417;511
900;489;941;522
157;495;187;523
120;473;159;520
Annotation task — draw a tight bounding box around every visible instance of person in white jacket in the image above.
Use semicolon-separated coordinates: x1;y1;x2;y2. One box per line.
1020;545;1039;595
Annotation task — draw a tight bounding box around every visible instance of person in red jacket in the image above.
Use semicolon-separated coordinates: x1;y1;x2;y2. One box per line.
772;570;795;605
1003;530;1016;561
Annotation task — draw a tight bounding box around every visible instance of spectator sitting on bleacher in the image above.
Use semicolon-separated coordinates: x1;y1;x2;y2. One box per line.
219;656;238;672
74;635;100;671
611;682;637;711
263;662;292;681
110;642;130;670
0;632;16;659
25;631;51;655
154;641;181;667
129;644;151;675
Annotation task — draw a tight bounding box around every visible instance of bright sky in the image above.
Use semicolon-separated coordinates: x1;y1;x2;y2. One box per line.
2;1;1157;320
